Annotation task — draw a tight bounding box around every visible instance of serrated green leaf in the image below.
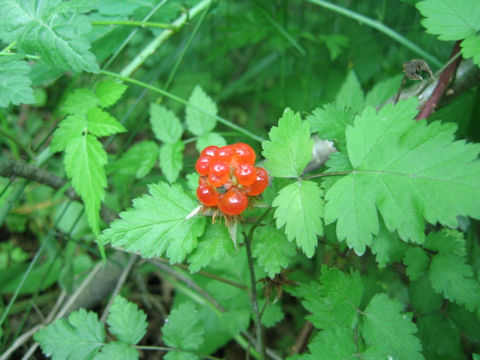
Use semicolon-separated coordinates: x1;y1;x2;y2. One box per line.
252;226;296;278
306;103;355;146
159;141;185;183
416;0;480;41
50;115;86;153
100;182;206;263
64;135;107;234
62;89;99;115
94;342;138;360
461;35;480;67
408;276;443;315
186;172;200;193
188;223;234;273
299;267;363;330
185;86;218;136
0;55;35;107
95;81;127;108
164;351;198;360
371;221;407;268
423;229;466;257
403;247;430;281
86;108;126;137
162;302;204;351
0;0;99;72
262;108;313;178
325;98;480;255
365;74;404;107
429;253;480;311
107;296;147;345
150;103;183;143
259;301;284;328
195;132;226;152
361;293;423;360
335;70;364;112
272;181;323;258
34;309;105;360
108;141;159;179
302;328;357;360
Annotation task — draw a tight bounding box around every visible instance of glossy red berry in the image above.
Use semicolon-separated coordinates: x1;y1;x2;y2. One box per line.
209;160;230;178
208;173;229;187
197;185;218;206
232;143;255;165
201;145;219;158
195;156;212;176
216;145;235;162
218;188;248;215
234;164;257;186
244;167;269;196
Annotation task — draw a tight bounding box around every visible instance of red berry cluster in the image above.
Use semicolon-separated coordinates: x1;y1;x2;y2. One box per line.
195;143;269;215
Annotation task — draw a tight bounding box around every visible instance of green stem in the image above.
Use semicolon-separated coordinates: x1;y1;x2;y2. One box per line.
1;41;16;52
91;20;176;30
100;69;265;142
307;0;443;69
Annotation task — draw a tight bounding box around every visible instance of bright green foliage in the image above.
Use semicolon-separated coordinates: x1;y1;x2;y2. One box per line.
252;226;296;278
188;223;234;272
365;74;404;107
108;141;159;179
99;182;206;263
403;247;430;281
106;295;147;344
272;181;323;258
185;85;218;136
306;104;355;146
335;70;364;112
423;229;466;256
298;267;363;330
160;141;185;183
461;35;480;67
61;89;99;116
50;115;86;153
361;294;423;360
325;98;480;255
196;132;226;152
150;103;183;143
417;0;480;41
263;108;313;178
95;81;127;108
370;222;407;268
86;108;126;137
0;0;99;72
298;328;357;360
260;301;284;327
0;55;35;107
162;302;204;351
34;309;105;360
94;342;138;360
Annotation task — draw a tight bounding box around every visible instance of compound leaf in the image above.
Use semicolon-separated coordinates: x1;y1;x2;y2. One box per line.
86;108;126;137
461;35;480;67
185;85;217;136
159;141;184;183
107;296;147;345
162;302;204;351
62;89;99;115
306;103;355;146
95;81;127;108
150;103;183;143
108;141;159;179
335;70;364;112
196;132;226;152
301;328;357;360
0;55;35;107
403;247;430;281
94;342;138;360
50;115;85;153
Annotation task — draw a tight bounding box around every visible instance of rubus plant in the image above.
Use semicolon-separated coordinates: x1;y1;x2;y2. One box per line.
0;0;480;360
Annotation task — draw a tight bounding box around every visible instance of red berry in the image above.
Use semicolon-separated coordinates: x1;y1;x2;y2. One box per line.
197;184;218;206
232;143;255;165
234;164;257;186
201;145;219;158
209;160;230;178
195;156;212;176
244;167;268;196
208;173;229;187
218;188;248;215
216;145;235;162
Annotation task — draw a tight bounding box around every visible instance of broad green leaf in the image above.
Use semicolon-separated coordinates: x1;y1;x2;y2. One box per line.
150;103;183;143
365;74;404;107
34;309;105;360
301;328;357;360
298;267;363;330
417;0;480;41
272;181;323;258
370;222;407;268
50;115;85;153
95;81;127;108
162;302;204;351
196;132;226;152
423;229;466;257
260;301;284;328
94;342;138;360
403;247;430;281
185;85;218;136
62;89;99;115
408;276;443;315
361;293;423;360
252;226;296;278
461;35;480;67
335;70;364;112
325;98;480;255
417;314;463;360
429;253;480;311
0;0;99;72
100;182;206;263
164;352;198;360
64;135;107;234
159;141;185;183
107;296;147;345
86;108;126;137
108;141;159;179
188;223;234;273
262;108;313;178
0;55;35;107
306;103;355;146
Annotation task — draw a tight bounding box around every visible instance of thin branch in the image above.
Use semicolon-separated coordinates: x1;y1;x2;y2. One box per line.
91;19;176;30
289;321;314;355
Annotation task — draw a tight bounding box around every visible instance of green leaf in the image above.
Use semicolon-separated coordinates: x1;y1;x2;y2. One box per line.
298;267;363;330
64;135;107;234
108;141;159;179
150;103;183;143
107;295;147;345
370;221;407;268
417;0;480;41
195;132;226;152
365;74;404;107
0;55;35;107
62;89;99;115
306;103;355;146
94;342;138;360
34;309;105;360
159;141;185;183
260;301;284;328
423;229;466;257
185;85;218;136
408;276;443;314
325;98;480;255
188;223;234;273
461;35;480;67
429;253;480;311
302;328;357;360
50;115;85;153
100;182;206;263
0;0;99;72
162;302;204;351
164;352;198;360
335;70;364;112
262;108;313;178
95;81;127;108
252;226;296;278
361;293;423;360
86;108;126;137
403;247;430;281
272;181;323;258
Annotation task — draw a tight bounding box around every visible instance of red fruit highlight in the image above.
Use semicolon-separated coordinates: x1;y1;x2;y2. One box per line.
234;164;257;186
218;188;248;215
244;167;269;196
197;185;218;206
